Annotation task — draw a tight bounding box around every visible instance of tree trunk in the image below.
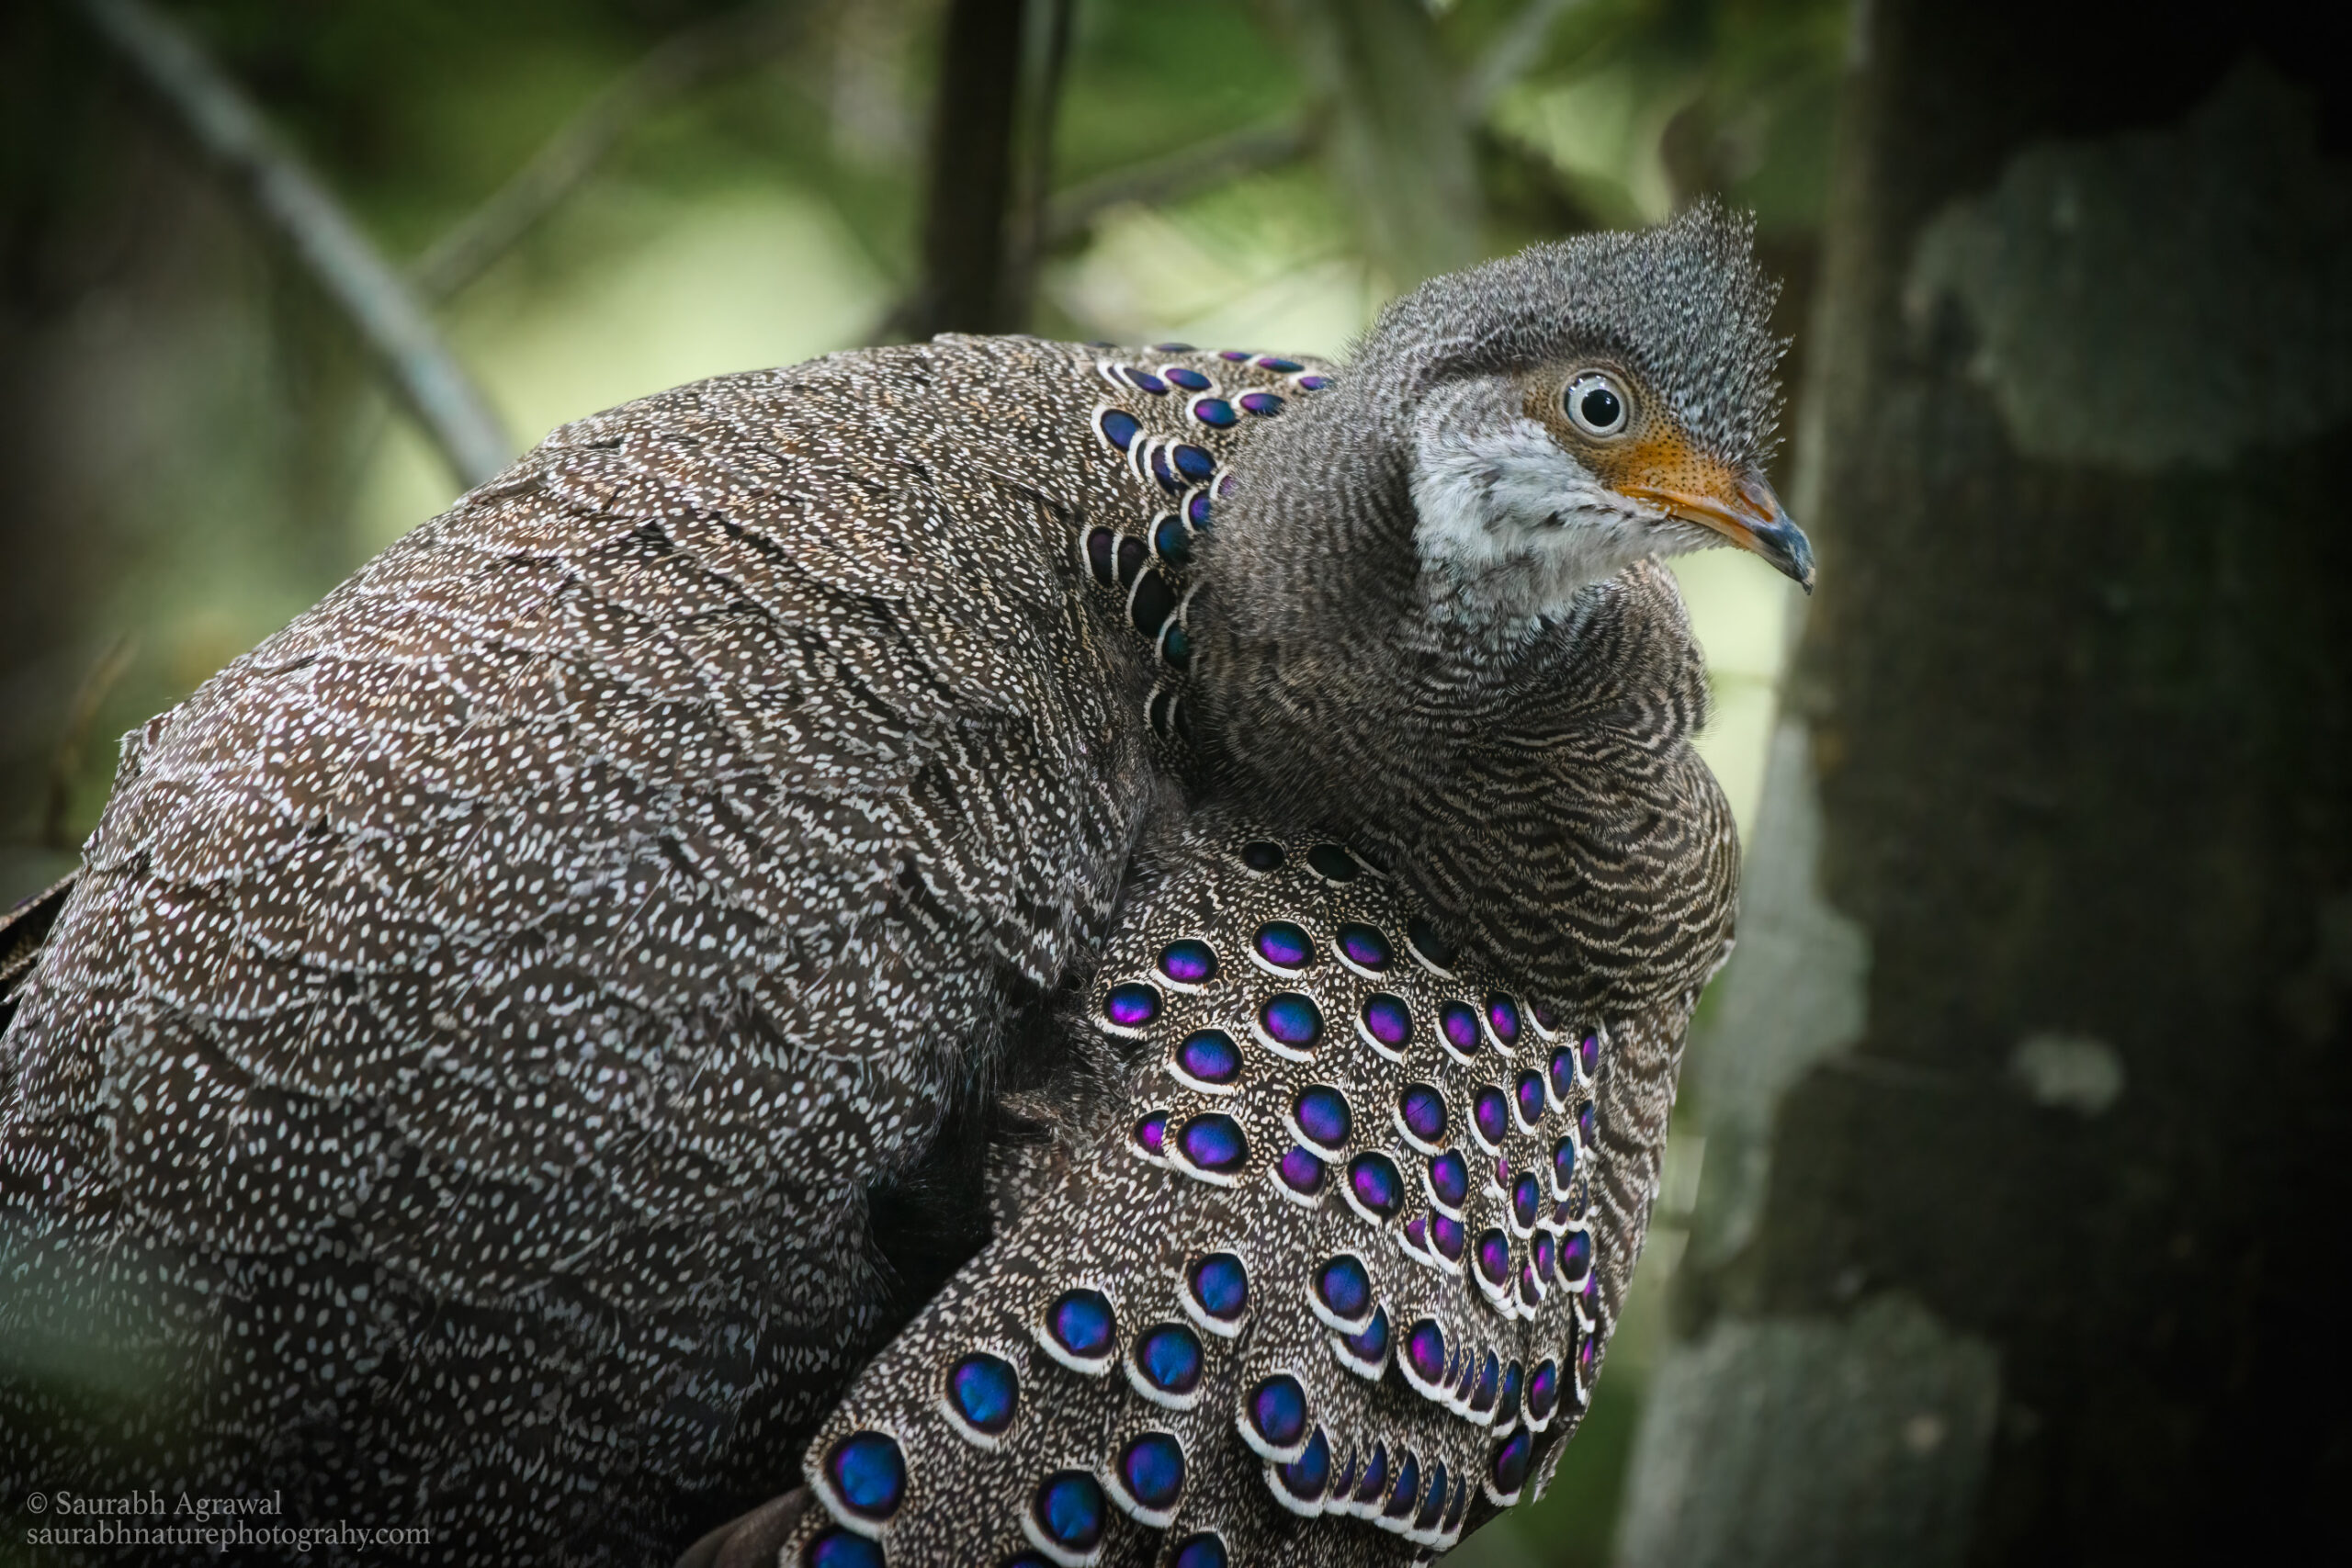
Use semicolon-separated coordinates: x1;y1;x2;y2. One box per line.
1613;3;2352;1564
903;0;1028;336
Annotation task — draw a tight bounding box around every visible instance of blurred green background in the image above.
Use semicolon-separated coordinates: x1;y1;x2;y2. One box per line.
0;2;1844;1560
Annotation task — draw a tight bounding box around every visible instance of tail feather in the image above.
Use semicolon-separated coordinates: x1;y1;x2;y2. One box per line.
769;817;1654;1565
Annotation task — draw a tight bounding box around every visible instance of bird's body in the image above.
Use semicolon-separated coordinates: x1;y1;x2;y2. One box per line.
1;207;1800;1565
0;337;1301;1560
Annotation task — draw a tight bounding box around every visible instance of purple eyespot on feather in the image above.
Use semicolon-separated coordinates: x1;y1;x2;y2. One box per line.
1253;920;1313;969
1171;444;1216;483
1559;1227;1594;1283
1159;939;1216;986
1578;1101;1597;1143
1580;1030;1601;1076
1104;982;1159;1029
1248;1374;1307;1447
1337;922;1392;972
1343;1306;1390;1362
1361;993;1411;1050
1186;490;1213;528
1189;1253;1247;1319
1440;1002;1480;1057
1098;408;1141;451
1190;397;1238;428
1171;1533;1227;1568
1294;1085;1351;1149
1513;1173;1541;1228
1476;1230;1511;1285
1134;1111;1168;1156
1136;1323;1204;1393
1549;1047;1575;1102
949;1351;1018;1433
1216;472;1239;499
1118;1432;1186;1510
1473;1088;1510;1147
1295;373;1330;390
1317;1255;1371;1319
1176;1029;1239;1086
825;1431;906;1517
1150;446;1180;491
1276;1427;1331;1500
1239;390;1285;416
1034;1471;1105;1551
1399;1083;1447;1144
1259;993;1322;1050
1123;367;1169;395
1492;1429;1533;1496
1417;1464;1449;1531
1405;1319;1446;1385
806;1529;882;1568
1047;1288;1114;1359
1218;349;1251;361
1164;365;1211;390
1487;993;1521;1044
1430;1211;1464;1261
1152;513;1192;566
1355;1444;1390;1505
1533;1232;1557;1283
1515;1071;1544;1127
1473;1353;1500;1411
1278;1144;1326;1195
1385;1453;1421;1517
1428;1149;1469;1210
1347;1153;1403;1217
1177;1113;1248;1174
1254;355;1304;372
1527;1359;1560;1420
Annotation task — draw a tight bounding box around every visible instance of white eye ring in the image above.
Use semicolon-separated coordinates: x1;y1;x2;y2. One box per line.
1563;371;1631;437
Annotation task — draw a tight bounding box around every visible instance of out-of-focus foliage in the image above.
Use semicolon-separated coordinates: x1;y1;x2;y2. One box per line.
0;2;1846;1560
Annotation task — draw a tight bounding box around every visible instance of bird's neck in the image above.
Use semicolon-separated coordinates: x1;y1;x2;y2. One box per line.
1186;381;1615;836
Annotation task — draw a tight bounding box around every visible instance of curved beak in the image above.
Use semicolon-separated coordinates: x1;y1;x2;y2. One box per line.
1622;472;1815;593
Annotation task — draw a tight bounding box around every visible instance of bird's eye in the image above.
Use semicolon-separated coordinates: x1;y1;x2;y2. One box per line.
1563;371;1629;437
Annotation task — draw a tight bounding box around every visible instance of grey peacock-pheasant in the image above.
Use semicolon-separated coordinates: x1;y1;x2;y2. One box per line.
0;204;1808;1566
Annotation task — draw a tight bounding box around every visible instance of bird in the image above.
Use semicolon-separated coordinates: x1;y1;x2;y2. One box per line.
0;202;1804;1566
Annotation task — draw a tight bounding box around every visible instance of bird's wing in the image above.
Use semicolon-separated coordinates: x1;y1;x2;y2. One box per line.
757;808;1701;1567
0;336;1324;1553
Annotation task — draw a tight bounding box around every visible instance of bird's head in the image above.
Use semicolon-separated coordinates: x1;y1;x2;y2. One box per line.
1365;201;1810;622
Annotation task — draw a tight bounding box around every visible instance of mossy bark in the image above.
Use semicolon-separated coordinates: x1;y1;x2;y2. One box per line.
1615;4;2352;1563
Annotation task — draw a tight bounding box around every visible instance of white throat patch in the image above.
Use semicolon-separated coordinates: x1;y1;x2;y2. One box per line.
1408;413;1680;625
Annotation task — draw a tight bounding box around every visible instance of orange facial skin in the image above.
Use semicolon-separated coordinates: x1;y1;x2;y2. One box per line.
1521;367;1815;591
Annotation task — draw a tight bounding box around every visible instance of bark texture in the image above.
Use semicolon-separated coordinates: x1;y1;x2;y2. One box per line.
1616;3;2352;1563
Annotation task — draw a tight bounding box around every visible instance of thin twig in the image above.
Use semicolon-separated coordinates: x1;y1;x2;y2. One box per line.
1001;0;1077;320
42;636;135;852
1042;118;1318;250
77;0;513;489
410;0;805;302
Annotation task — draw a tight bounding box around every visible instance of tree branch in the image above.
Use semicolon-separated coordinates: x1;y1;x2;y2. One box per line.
77;0;512;489
903;0;1031;336
1458;0;1596;118
409;1;805;303
1042;118;1318;250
